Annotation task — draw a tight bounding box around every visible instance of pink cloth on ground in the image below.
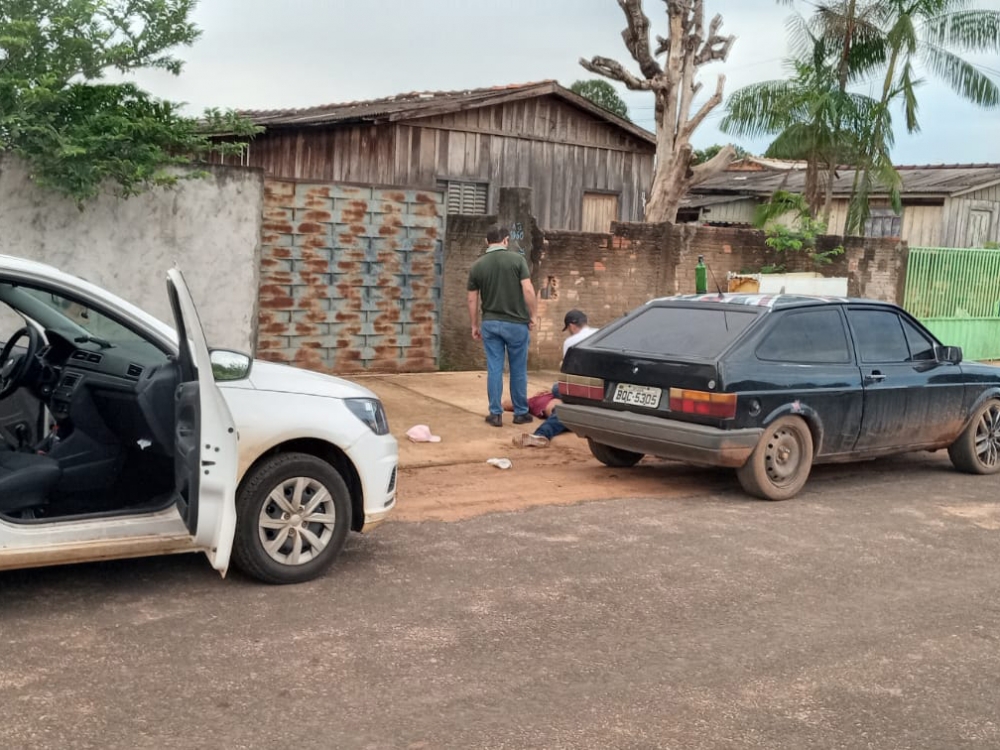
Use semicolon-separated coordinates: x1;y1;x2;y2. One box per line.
406;424;441;443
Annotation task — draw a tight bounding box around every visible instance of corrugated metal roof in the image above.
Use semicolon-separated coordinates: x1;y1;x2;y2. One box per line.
693;163;1000;198
238;81;656;145
680;193;754;208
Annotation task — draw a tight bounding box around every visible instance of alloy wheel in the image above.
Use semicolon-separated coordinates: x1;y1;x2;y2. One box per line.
974;403;1000;468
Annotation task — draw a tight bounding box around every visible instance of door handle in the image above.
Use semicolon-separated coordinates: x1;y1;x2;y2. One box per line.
865;370;886;383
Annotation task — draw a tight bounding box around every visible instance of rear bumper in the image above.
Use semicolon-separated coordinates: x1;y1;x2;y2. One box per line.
557;403;762;468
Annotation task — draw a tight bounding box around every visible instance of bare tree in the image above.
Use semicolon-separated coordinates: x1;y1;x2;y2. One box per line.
581;0;736;223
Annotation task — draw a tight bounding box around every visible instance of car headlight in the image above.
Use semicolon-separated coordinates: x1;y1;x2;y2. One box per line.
345;398;390;435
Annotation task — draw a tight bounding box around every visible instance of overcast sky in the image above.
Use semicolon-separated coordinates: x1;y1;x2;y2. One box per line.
130;0;1000;165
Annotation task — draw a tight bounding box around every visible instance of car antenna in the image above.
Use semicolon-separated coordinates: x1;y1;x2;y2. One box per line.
706;260;725;297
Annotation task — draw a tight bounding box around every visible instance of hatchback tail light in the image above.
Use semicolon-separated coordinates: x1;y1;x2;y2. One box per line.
669;388;737;419
558;375;605;401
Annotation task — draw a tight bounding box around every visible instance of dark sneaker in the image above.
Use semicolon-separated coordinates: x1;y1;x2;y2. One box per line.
512;413;534;425
484;414;502;427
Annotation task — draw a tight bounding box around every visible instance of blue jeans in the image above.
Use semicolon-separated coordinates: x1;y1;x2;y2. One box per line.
534;381;569;440
481;319;530;416
534;411;569;440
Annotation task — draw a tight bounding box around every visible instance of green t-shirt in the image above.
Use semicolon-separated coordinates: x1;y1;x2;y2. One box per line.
467;247;532;324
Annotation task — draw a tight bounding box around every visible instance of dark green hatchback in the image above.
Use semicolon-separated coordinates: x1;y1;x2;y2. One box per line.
558;294;1000;500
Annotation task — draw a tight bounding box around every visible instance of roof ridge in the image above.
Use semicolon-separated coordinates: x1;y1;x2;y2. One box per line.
894;163;1000;170
238;80;557;117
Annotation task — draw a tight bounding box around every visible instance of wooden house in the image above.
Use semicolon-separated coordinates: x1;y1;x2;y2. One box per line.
682;158;1000;248
224;81;656;232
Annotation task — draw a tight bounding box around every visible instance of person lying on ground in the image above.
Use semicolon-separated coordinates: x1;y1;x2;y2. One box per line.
507;309;599;448
502;386;566;448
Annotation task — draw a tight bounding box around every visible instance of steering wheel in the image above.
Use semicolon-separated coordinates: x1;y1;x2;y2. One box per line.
0;327;41;400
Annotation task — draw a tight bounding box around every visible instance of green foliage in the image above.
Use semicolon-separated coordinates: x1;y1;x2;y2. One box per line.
569;79;630;120
754;190;844;267
722;35;888;221
692;143;748;165
0;0;259;204
776;0;1000;234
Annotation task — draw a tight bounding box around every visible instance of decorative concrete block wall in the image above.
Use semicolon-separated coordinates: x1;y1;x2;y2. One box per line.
257;180;445;373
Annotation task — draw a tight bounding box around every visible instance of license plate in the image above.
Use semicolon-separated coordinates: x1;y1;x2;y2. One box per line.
612;383;662;408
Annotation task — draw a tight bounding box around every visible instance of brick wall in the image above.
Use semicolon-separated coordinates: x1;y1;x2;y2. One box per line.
449;236;908;370
440;189;908;371
839;235;909;303
440;189;547;371
258;179;444;373
440;213;495;371
530;225;673;365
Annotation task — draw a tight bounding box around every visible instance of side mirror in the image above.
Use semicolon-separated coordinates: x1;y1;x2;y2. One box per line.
210;349;252;381
935;345;963;364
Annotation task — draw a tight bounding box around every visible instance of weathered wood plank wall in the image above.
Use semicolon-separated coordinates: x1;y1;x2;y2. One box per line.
229;95;654;232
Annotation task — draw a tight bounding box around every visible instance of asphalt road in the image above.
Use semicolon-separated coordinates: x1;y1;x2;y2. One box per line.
2;452;1000;750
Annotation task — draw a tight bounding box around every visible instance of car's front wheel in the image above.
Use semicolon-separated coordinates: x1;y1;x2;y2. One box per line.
737;416;814;501
587;438;644;467
232;453;352;585
948;398;1000;475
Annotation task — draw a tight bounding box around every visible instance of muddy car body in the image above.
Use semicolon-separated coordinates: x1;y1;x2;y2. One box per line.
557;294;1000;500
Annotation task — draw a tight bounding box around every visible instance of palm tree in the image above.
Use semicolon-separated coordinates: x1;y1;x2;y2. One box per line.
721;36;883;223
784;0;1000;233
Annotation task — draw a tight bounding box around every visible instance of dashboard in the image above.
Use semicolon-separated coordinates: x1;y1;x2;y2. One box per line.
38;328;176;454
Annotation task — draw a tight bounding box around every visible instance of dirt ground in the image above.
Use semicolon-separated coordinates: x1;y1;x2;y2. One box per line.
355;370;744;522
396;442;737;522
354;369;975;523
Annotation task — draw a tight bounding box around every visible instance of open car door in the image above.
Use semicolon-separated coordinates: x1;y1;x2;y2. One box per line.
167;269;238;575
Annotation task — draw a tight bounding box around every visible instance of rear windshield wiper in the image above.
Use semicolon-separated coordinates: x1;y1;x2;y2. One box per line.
74;334;115;349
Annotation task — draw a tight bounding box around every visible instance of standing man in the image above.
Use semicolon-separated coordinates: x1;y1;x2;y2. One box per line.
467;225;538;427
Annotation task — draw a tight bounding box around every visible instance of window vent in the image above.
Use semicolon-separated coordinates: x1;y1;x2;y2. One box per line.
126;363;144;378
437;180;488;215
87;352;102;363
864;208;902;239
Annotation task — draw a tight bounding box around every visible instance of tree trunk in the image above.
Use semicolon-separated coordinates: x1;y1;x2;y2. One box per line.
580;0;735;224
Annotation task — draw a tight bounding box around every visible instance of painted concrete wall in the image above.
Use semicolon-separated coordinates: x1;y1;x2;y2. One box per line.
0;155;264;353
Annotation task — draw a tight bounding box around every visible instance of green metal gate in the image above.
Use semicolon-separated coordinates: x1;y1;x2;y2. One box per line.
904;247;1000;361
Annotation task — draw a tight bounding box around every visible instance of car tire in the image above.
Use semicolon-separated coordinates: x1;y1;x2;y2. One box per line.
737;416;814;501
587;438;644;468
948;398;1000;475
232;453;352;585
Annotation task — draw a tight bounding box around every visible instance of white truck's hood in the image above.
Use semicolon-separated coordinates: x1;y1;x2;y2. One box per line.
235;359;378;400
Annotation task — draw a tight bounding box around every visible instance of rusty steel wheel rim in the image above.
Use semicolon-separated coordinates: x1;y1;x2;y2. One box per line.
974;403;1000;469
763;425;805;486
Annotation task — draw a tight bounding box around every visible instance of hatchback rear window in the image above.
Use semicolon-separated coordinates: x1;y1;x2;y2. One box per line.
592;306;758;358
